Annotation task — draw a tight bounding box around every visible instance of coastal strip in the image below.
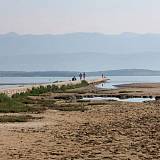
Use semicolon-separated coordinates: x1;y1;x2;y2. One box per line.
0;78;108;96
115;83;160;88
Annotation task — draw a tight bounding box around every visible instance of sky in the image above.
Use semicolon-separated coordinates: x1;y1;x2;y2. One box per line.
1;0;160;34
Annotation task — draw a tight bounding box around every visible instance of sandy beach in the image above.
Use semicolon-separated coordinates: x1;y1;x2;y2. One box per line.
0;101;159;159
0;82;160;159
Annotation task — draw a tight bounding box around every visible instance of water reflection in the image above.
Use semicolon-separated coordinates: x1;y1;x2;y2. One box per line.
82;97;155;103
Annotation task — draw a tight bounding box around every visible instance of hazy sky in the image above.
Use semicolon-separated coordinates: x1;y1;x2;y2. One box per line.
0;0;160;34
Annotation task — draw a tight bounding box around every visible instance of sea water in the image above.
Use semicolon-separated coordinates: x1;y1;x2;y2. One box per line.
82;97;155;102
97;76;160;89
0;76;160;89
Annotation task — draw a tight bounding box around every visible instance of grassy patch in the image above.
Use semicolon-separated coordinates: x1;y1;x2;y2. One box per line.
0;102;44;113
136;91;143;93
119;90;143;93
12;80;89;98
60;80;89;92
0;115;40;123
0;93;45;113
0;93;11;102
0;80;89;113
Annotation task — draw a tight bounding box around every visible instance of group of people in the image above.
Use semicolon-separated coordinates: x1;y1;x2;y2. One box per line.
79;72;86;80
72;72;105;81
72;72;86;81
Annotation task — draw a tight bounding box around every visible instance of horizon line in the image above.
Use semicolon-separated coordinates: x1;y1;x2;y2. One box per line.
0;69;159;72
2;32;160;36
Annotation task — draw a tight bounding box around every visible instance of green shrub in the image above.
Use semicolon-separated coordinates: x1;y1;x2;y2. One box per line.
59;80;88;91
12;81;89;98
0;93;11;102
0;93;44;113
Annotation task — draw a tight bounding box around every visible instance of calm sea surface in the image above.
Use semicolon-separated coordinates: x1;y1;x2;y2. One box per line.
0;76;160;89
97;76;160;89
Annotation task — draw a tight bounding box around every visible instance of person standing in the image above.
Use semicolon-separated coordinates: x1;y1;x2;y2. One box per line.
83;72;86;80
79;73;82;80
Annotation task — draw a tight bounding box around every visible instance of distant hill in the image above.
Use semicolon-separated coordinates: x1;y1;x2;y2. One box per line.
1;69;160;77
88;69;160;76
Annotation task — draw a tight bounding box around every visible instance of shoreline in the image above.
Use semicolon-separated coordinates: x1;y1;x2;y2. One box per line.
0;78;108;96
115;82;160;88
0;77;160;159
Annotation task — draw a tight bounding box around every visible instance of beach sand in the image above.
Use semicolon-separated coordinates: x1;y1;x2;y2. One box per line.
0;82;160;159
0;101;160;159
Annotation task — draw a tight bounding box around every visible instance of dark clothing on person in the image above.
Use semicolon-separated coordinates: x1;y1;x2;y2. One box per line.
72;76;77;81
79;73;82;80
83;72;86;80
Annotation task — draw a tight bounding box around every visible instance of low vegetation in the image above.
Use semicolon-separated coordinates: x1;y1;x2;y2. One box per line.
0;81;88;114
12;80;88;98
60;80;89;91
119;90;143;93
0;93;45;113
0;115;40;123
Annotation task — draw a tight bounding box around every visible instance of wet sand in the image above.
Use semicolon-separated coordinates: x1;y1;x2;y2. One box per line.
115;83;160;88
97;83;160;98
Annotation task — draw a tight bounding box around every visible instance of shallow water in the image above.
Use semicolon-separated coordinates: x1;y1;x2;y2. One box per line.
82;97;155;103
1;76;160;89
97;76;160;89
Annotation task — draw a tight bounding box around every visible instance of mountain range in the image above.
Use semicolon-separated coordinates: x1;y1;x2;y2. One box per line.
0;32;160;71
1;32;160;54
1;69;160;77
